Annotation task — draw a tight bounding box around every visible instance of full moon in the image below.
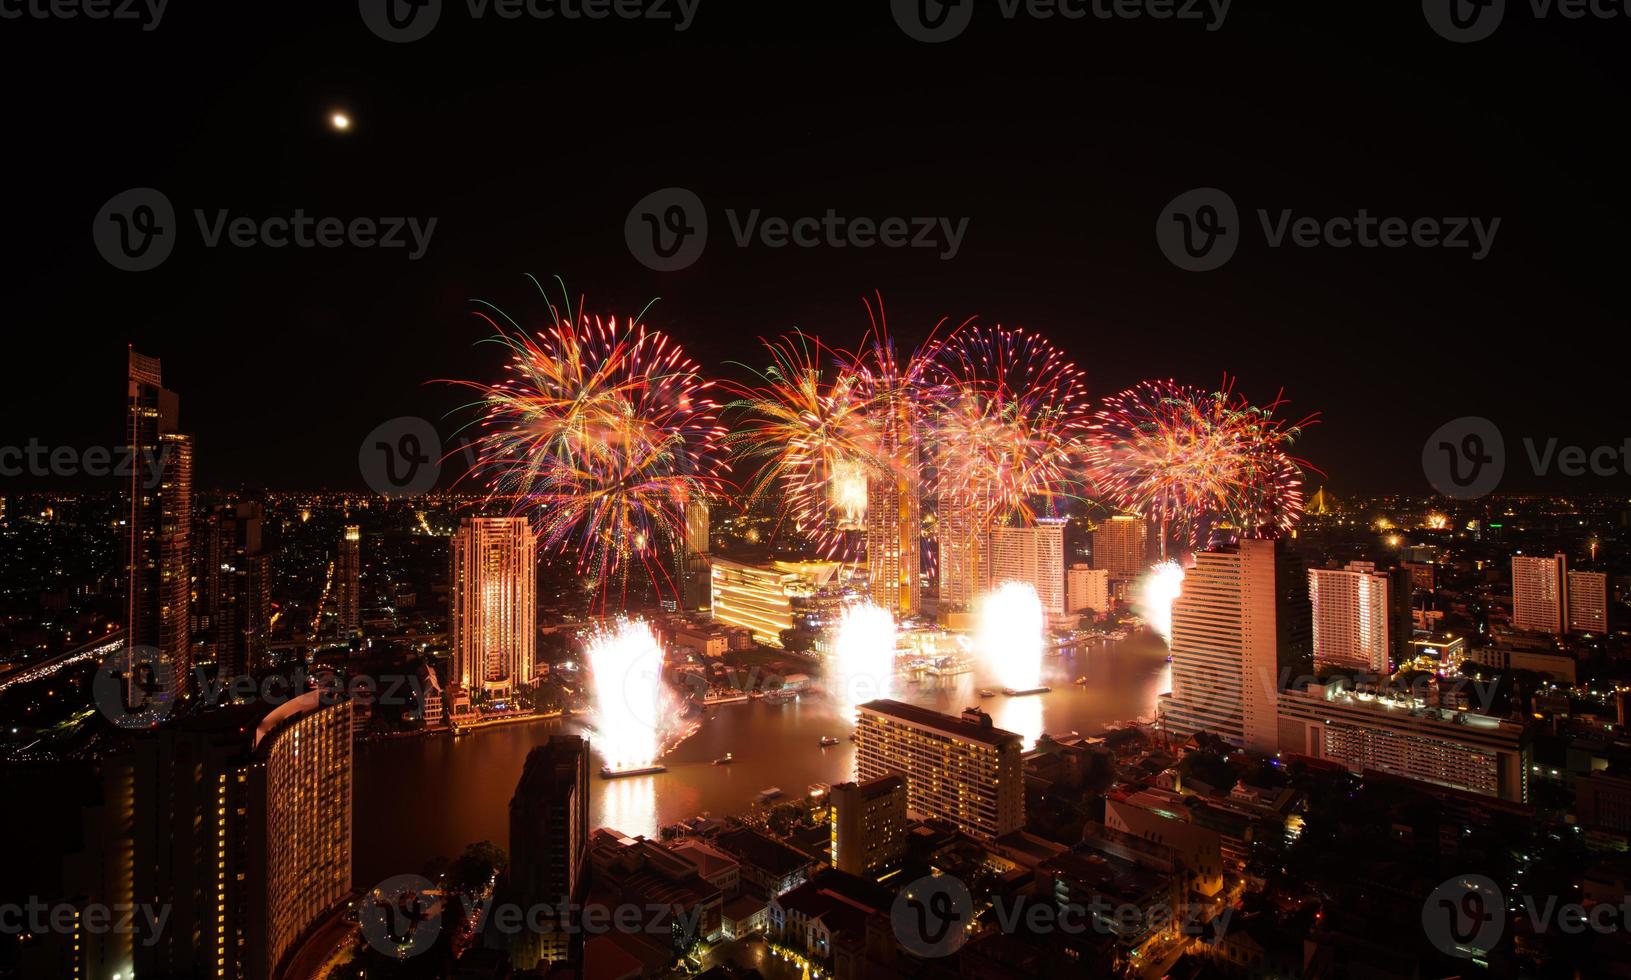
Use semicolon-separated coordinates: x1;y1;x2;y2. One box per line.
329;111;351;132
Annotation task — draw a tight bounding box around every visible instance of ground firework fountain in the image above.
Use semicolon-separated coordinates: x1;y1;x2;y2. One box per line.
977;582;1047;695
1136;561;1186;648
832;601;896;718
588;619;682;777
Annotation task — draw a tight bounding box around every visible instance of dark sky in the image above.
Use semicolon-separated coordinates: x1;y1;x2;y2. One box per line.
3;1;1627;496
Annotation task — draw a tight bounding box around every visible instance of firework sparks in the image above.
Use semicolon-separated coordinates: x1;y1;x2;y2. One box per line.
1136;561;1186;648
830;601;897;719
977;581;1044;691
452;285;728;604
1086;379;1316;551
587;618;684;772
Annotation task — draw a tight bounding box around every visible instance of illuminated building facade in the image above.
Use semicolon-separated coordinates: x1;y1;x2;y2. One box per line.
829;774;908;877
1093;514;1149;580
866;473;921;618
709;557;844;646
936;499;985;611
337;524;361;634
1277;683;1530;803
125;349;193;694
509;736;590;969
1568;569;1608;634
854;699;1024;840
1309;561;1399;674
1160;539;1312;753
1512;553;1566;633
988;519;1066;616
675;498;712;613
1067;564;1110;615
450;517;537;699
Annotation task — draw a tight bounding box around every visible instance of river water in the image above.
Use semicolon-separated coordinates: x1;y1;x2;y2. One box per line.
354;635;1171;886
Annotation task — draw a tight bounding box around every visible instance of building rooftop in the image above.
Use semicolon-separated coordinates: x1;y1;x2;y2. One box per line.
714;826;813;878
857;698;1023;748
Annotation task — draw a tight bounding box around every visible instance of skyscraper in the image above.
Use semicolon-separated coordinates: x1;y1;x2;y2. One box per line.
988;519;1066;616
1512;553;1567;634
509;736;591;969
1160;538;1312;752
675;498;712;612
1066;564;1111;615
854;700;1024;840
936;499;986;611
124;350;193;695
450;517;538;700
1309;561;1399;675
1568;569;1609;634
204;502;271;678
337;524;361;635
866;473;920;618
1093;514;1149;580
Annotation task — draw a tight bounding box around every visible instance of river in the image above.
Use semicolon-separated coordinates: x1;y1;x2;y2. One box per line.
354;634;1171;886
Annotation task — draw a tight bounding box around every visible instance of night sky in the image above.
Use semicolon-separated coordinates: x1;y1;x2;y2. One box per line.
3;2;1626;495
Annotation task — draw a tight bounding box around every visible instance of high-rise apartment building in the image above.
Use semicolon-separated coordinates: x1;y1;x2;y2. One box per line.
675;498;712;612
1308;561;1404;675
509;736;591;969
988;519;1066;616
1568;569;1609;634
936;499;986;611
829;774;908;877
1092;515;1149;580
1160;539;1312;753
203;502;271;678
854;700;1024;840
337;524;361;634
124;350;193;695
1278;683;1530;803
866;473;921;618
450;517;537;699
1512;553;1567;634
1066;564;1111;615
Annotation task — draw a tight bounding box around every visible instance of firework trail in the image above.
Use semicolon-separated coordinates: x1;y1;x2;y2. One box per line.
450;280;728;605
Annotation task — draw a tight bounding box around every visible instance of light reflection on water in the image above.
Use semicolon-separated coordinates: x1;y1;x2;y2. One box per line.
353;635;1169;885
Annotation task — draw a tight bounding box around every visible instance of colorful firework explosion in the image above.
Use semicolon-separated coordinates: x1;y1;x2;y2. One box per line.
451;283;728;603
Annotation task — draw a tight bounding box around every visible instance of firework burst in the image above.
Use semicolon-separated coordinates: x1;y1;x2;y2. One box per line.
451;282;728;604
1087;378;1316;551
923;323;1093;528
